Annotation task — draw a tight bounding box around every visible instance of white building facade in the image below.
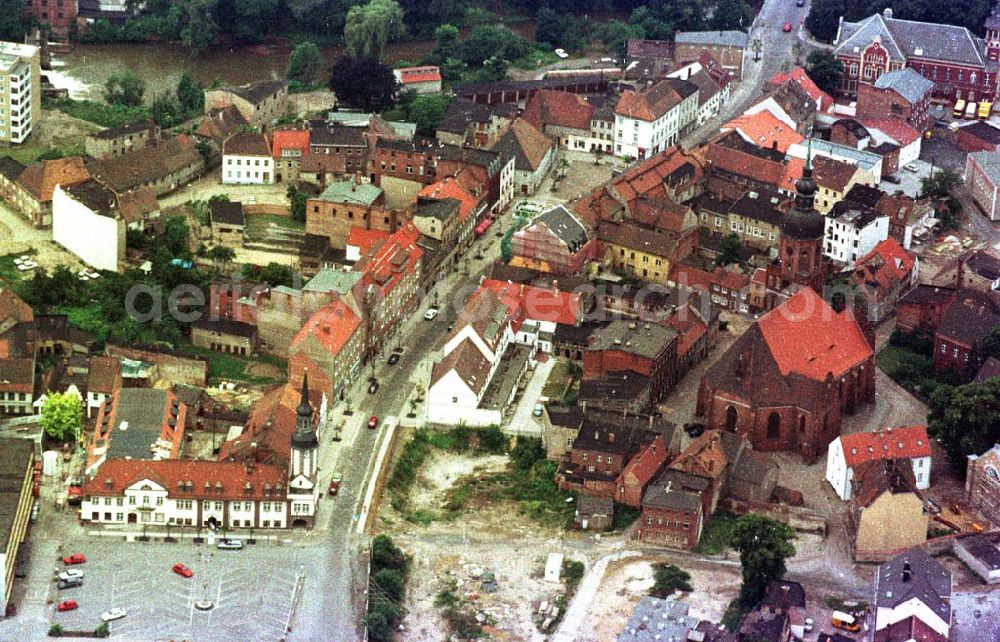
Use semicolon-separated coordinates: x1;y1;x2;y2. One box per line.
0;42;40;144
826;427;932;500
222;152;274;185
52;184;125;272
824;208;890;267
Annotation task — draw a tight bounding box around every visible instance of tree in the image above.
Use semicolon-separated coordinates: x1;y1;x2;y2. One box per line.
104;72;146;107
805;0;847;43
372;568;405;602
207;245;236;267
980;325;1000;362
181;0;219;56
176;73;204;116
287;41;322;85
344;0;405;60
287;185;308;222
328;56;399;112
751;38;763;62
928;379;1000;471
426;23;460;65
921;168;962;198
151;93;182;127
41;392;83;443
406;94;450;136
535;7;566;48
596;20;645;56
371;534;409;572
651;563;693;597
716;233;742;266
709;0;750;31
0;0;35;42
730;515;796;607
805;50;844;96
460;26;531;67
245;262;295;288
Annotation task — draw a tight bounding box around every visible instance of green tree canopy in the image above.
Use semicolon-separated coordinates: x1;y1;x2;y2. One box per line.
344;0;405;60
104;72;146;107
287;185;308;222
0;0;35;42
404;94;451;136
151;93;182;127
921;168;962;199
41;392;83;443
287;41;322;85
928;378;1000;471
805;50;845;96
716;233;742;266
176;73;204;115
651;563;693;597
729;515;797;607
709;0;751;31
328;56;399;112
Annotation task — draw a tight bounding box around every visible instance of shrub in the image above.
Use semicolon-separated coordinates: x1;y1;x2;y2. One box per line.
94;622;110;638
651;563;693;597
48;624;64;637
371;534;409;573
563;559;585;589
372;568;405;602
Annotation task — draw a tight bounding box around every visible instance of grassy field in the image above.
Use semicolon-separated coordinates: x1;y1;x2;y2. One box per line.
246;214;305;233
693;511;739;555
0;251;34;285
181;345;287;385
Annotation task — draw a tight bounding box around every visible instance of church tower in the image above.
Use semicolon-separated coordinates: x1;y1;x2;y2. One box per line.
288;373;319;527
986;1;1000;62
777;145;826;294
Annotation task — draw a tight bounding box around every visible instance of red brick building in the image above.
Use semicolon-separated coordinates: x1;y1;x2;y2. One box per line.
932;290;1000;377
511;204;594;275
855;67;934;132
29;0;78;40
697;288;876;461
896;284;957;334
835;8;998;104
957;122;1000;153
583;320;679;405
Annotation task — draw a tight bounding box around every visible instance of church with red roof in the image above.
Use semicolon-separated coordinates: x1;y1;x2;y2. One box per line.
696;287;876;461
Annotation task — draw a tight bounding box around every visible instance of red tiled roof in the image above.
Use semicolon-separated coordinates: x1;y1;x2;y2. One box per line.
860;118;920;147
0;357;33;392
614;79;685;121
480;279;582;326
271;129;310;157
780;156;860;194
757;287;873;380
82;458;288;502
0;288;33;326
417;176;481;223
395;65;442;84
705;141;786;188
353;224;423;297
290;298;361;358
522;89;593;132
768;67;833;111
222;382;322;464
17;157;91;202
621;435;668;487
839;426;931;467
671;312;708;358
722;111;804;153
855;237;915;291
346;226;390;255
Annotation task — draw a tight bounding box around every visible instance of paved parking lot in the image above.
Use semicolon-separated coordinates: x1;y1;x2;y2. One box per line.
48;539;314;641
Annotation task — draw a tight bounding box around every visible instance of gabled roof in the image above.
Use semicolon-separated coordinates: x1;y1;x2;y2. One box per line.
225;80;286;105
837;11;986;67
88;135;202;193
223;132;271;157
0;357;33;392
394;65;441;85
316;179;382;206
876;548;951;624
210;200;245;227
768;67;833;111
271;129;310;157
417;175;481;223
430;336;491;392
615;79;689;121
522;89;594;132
861;118;920;147
722;110;804;153
290;299;361;358
83;458;288;502
621;435;668;487
522;204;590;251
491;118;554;172
837;426;931;467
16;157;91;202
195;105;247;141
757;288;873;380
91;118;156;141
873;67;934;104
346;227;390;255
936;290;1000;347
86;356;121;395
479;279;582;326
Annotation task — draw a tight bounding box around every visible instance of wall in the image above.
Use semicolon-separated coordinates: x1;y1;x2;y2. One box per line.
52;185;124;272
105;344;208;387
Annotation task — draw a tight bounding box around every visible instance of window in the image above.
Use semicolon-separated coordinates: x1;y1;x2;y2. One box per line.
128;496;135;505
244;501;252;511
116;513;123;521
116;497;123;506
156;497;163;506
263;502;270;512
104;497;112;506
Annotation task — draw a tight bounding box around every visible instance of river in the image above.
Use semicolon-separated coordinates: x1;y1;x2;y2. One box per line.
47;37;439;101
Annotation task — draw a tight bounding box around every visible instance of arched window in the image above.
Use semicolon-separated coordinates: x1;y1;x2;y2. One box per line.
970;72;977;85
767;412;781;440
725;406;738;432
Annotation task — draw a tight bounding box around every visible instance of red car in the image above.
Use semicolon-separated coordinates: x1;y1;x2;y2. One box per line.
62;553;86;565
783;22;793;32
57;600;78;612
367;415;379;429
172;563;193;578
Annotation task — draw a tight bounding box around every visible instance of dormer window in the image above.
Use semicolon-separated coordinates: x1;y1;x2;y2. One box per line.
244;482;252;495
215;481;223;494
104;478;113;489
264;483;272;497
204;481;211;492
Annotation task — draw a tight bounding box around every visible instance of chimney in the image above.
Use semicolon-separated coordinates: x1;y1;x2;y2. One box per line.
902;561;912;582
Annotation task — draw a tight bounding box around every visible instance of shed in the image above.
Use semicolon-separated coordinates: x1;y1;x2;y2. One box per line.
544;552;564;583
574;494;614;531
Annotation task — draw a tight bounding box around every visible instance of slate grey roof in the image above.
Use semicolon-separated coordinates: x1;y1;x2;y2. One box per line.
969;149;1000;184
955;533;1000;571
106;388;170;460
415;197;459;222
302;268;362;294
437;98;496;135
587;320;678;359
873;68;934;104
530;205;590;252
642;469;708;512
209;200;245;227
0;157;26;182
0;438;35;551
876;548;952;625
836;12;985;67
228;80;286;106
308;121;366;147
675;30;748;48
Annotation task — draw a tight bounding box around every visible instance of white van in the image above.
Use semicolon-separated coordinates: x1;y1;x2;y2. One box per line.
216;538;244;550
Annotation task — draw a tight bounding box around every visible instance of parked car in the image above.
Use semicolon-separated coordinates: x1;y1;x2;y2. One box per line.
368;415;379;429
831;611;860;632
101;608;127;622
216;538;244;550
423;308;439;320
883;174;901;184
388;353;400;365
62;553;86;565
58;569;83;581
783;22;793;32
329;473;342;496
172;563;193;578
532;404;544;417
904;163;919;173
796;0;805;6
368;380;379;394
56;600;78;612
57;577;83;590
554;48;568;59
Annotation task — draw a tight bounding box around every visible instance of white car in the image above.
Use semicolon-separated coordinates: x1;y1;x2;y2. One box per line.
904;163;919;173
101;608;126;622
58;569;83;581
554;48;568;59
423;308;439;321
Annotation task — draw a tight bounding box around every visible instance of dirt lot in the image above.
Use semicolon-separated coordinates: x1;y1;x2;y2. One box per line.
581;557;741;642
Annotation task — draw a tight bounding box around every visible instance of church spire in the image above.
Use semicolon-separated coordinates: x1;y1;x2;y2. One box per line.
292;372;318;449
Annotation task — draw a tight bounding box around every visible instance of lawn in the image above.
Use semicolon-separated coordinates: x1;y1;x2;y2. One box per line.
246;214;305;233
0;250;35;284
50;99;151;129
1;134;87;164
694;510;738;555
876;340;950;400
181;345;286;385
511;47;563;70
542;359;572;399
